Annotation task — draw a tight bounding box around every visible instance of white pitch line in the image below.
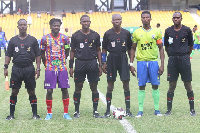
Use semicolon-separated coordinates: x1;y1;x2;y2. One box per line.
98;89;137;133
85;76;137;133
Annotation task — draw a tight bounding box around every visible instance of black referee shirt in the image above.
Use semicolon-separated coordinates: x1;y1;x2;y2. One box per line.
70;30;101;60
102;28;132;53
6;35;41;66
164;25;193;56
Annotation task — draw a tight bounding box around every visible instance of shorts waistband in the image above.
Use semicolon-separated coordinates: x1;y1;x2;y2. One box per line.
13;63;33;68
109;52;126;54
76;58;97;61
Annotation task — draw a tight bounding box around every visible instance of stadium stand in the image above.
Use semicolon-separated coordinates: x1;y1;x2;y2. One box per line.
0;11;199;40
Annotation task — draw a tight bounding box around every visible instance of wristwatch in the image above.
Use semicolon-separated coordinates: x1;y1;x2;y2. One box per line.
4;64;8;69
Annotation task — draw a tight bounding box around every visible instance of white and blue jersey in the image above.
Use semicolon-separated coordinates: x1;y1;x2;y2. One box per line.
0;31;6;47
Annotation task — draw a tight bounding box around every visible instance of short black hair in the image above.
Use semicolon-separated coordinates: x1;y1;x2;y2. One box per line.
194;25;197;27
141;11;151;18
173;11;182;17
49;18;62;26
17;19;27;25
80;15;90;21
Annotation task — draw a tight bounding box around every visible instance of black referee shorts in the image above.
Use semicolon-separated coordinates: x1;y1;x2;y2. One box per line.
74;59;100;83
107;53;130;81
167;54;192;82
10;65;36;90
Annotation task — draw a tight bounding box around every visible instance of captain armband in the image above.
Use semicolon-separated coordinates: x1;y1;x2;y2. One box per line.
102;53;107;62
157;39;163;44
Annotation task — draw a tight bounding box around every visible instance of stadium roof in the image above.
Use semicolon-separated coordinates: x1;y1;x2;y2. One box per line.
0;0;16;1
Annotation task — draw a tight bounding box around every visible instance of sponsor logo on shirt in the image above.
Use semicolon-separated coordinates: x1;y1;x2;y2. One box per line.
27;47;31;51
89;43;93;47
122;42;125;46
52;59;61;66
182;38;185;42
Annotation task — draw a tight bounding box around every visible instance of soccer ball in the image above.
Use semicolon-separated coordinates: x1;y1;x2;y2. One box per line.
113;107;126;120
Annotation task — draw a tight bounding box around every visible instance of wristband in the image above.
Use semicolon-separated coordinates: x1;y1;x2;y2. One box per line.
129;63;133;67
102;53;107;62
4;64;8;69
69;59;74;68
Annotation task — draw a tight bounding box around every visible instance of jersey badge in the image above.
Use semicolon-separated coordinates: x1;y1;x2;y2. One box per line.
27;47;31;51
152;35;155;39
182;38;185;42
117;38;120;42
89;43;93;47
168;37;173;44
111;41;115;47
15;46;19;52
80;43;84;48
21;44;24;48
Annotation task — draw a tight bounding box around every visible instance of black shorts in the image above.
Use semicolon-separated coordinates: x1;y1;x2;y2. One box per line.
167;55;192;82
10;65;36;90
107;53;130;81
74;59;100;83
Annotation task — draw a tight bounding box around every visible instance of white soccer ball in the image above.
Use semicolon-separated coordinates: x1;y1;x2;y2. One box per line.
113;107;126;120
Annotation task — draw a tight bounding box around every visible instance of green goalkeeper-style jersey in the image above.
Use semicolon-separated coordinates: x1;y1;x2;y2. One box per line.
194;30;200;44
132;27;162;61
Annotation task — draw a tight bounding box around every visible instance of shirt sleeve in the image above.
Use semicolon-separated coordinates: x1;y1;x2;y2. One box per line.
6;39;13;57
70;34;76;49
188;28;194;47
96;34;101;47
164;29;169;47
132;30;137;44
64;35;70;49
156;29;162;40
33;38;41;57
127;31;132;49
102;32;108;50
40;36;46;50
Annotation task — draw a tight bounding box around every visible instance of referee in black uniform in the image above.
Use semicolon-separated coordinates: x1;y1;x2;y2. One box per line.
69;15;102;118
164;12;196;116
102;14;135;118
4;19;41;120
